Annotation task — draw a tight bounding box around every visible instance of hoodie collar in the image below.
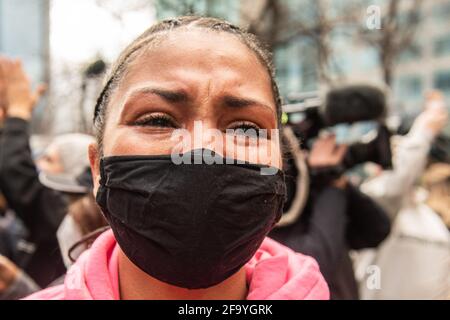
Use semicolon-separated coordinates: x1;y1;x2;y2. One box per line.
63;230;328;300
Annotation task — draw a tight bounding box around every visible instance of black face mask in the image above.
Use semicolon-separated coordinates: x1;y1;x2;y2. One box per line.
96;149;286;289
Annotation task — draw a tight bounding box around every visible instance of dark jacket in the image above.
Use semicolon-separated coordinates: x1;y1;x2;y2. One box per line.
0;209;34;268
269;183;391;300
0;118;66;287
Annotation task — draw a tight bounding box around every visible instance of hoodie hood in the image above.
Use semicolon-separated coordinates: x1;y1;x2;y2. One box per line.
25;230;329;300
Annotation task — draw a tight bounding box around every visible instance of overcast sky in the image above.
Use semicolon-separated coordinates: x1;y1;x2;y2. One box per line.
47;0;155;133
50;0;155;64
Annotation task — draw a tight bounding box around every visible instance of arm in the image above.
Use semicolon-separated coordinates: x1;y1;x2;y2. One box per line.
0;58;66;240
361;92;448;218
0;118;67;238
360;129;433;217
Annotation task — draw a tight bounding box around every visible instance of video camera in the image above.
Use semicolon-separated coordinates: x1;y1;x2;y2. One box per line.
283;85;393;174
278;85;393;227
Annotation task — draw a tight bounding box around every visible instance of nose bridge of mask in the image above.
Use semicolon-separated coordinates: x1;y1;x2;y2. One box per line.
177;124;226;157
178;120;266;159
172;124;280;167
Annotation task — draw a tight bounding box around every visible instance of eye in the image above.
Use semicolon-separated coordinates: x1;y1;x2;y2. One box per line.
228;121;264;138
133;113;179;129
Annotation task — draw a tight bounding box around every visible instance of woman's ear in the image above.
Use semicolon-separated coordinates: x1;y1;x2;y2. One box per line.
88;143;101;196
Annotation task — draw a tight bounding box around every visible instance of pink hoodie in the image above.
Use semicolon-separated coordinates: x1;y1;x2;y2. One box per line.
25;230;329;300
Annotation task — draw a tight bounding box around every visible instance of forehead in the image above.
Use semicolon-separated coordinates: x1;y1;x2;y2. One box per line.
111;29;275;106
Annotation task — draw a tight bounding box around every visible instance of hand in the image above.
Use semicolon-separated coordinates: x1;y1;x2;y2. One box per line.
331;175;348;189
412;91;448;138
308;134;348;169
0;255;19;294
0;57;7;120
0;57;46;120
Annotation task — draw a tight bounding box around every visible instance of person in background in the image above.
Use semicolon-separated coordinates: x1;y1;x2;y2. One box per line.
270;134;391;300
0;56;94;287
2;165;107;296
53;167;108;269
357;91;449;299
58;194;107;267
0;57;38;277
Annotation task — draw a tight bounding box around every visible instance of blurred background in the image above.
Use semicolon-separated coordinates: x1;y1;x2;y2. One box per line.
0;0;449;135
1;0;449;300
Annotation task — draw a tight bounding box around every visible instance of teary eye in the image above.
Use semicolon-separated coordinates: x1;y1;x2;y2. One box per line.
229;122;262;138
133;113;179;129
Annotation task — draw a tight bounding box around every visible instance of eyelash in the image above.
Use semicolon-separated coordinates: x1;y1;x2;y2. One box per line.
132;115;264;137
229;122;263;138
133;113;179;128
230;121;260;131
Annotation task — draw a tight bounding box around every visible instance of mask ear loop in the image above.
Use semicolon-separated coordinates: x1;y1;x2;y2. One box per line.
68;226;111;263
276;126;310;228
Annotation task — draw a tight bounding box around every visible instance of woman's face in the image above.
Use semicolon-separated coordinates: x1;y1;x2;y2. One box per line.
90;30;281;193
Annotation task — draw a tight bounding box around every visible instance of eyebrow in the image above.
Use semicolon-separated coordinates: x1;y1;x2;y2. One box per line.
222;95;274;113
128;87;189;104
125;86;276;114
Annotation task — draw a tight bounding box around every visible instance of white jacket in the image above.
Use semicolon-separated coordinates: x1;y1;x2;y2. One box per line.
356;127;450;300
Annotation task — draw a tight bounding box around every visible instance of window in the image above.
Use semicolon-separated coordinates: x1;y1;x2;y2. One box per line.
395;75;423;100
358;48;379;71
433;2;450;23
156;0;239;23
398;43;422;63
275;39;318;97
275;46;290;96
206;0;239;23
434;35;450;57
434;70;450;96
299;42;318;92
275;42;303;96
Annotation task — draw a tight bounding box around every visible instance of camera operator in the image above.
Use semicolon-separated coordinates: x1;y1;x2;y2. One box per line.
270;85;393;299
269;133;391;300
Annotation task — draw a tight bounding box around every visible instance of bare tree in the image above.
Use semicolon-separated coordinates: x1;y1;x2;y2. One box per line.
95;0;154;25
245;0;360;85
97;0;366;87
358;0;423;86
154;0;196;16
120;0;361;86
245;0;425;87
